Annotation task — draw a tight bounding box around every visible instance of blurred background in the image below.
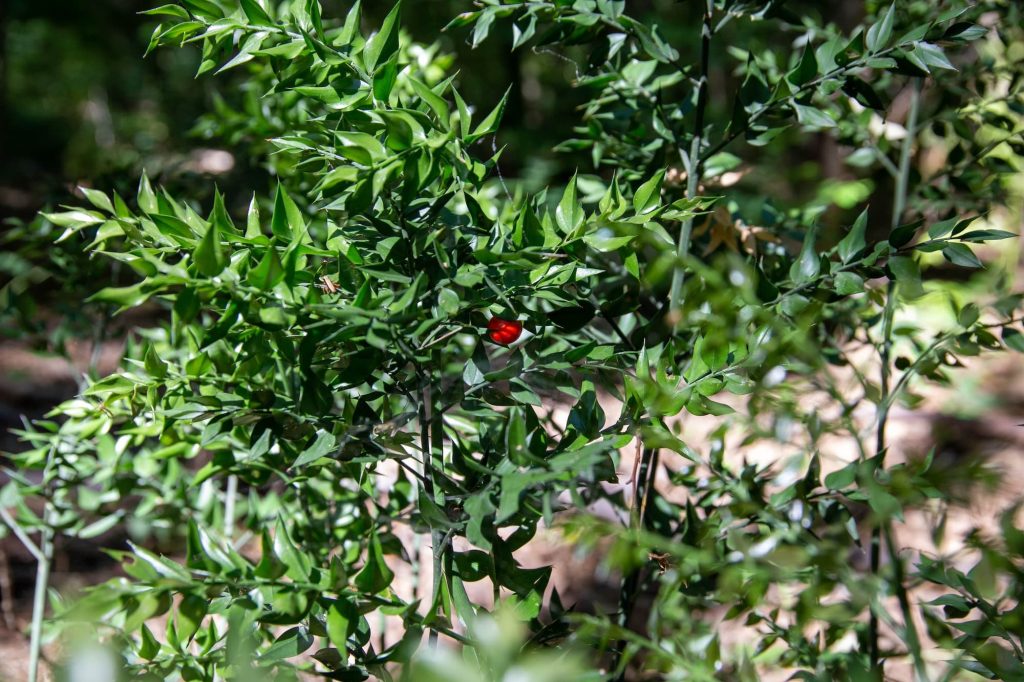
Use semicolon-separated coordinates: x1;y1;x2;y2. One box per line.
0;0;1022;679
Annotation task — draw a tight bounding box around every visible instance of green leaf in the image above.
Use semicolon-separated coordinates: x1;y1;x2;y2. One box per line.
141;5;190;19
888;255;925;298
177;595;208;645
789;44;818;86
409;77;450;124
418;487;455;529
260;626;314;662
271;183;305;241
1002;327;1024;353
555;175;583;234
834;271;864;295
89;282;152;308
789;225;820;283
326;597;357;648
511;15;537;50
245;193;262;238
77;512;124;539
254;529;288;580
43;210;103;229
624;251;640;279
144;345;168;379
240;0;274;25
793;103;836;129
469;86;511;141
867;483;903;521
959;229;1015;242
926;217;960;239
149;213;195;243
292;431;336;468
337;0;362;46
633;170;665;214
505;407;528;462
942;243;983;268
363;2;400;73
139;624;160;660
842;77;885;110
210;189;236;234
702;152;741;179
838;209;868;262
452;88;472;138
274;517;312;581
354;533;394;594
181;0;223;19
464;493;496;550
582;233;634;252
958;303;979;328
138;172;158;214
866;3;895;52
373;57;399;101
824;462;858;490
686;393;734;416
463;356;486;387
305;0;323;35
194;223;224;277
471;7;496;47
79;187;114;213
438;288;460;316
247;249;285;289
912;42;956;71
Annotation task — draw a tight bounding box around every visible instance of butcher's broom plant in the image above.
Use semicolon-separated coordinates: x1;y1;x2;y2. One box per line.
3;1;1024;680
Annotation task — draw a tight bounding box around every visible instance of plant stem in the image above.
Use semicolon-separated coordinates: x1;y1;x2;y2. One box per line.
668;0;713;314
618;5;712;673
430;351;454;619
421;358;451;647
0;507;42;562
869;78;922;674
613;443;658;680
28;504;55;682
224;474;238;540
884;523;928;682
419;383;441;648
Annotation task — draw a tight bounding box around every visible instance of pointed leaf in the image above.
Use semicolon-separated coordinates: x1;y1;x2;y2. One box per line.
555;175;583;234
866;3;895;52
838;209;868;262
363;2;400;73
194;224;224;277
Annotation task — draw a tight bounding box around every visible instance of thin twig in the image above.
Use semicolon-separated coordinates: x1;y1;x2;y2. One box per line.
628;437;642;516
0;507;42;562
0;548;15;630
28;443;58;682
224;475;238;540
668;0;713;314
884;523;929;682
869;78;923;675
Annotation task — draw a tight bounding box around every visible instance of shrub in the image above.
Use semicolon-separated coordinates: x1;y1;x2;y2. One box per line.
3;1;1024;680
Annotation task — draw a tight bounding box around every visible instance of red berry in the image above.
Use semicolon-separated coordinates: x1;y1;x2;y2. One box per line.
487;317;523;345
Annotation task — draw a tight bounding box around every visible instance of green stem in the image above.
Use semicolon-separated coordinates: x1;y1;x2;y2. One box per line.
884;524;928;682
668;0;713;314
224;474;238;540
28;508;55;682
421;354;452;647
869;78;922;674
430;350;454;620
419;383;442;648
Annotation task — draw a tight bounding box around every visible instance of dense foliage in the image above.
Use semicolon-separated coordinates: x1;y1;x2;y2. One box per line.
2;0;1024;680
